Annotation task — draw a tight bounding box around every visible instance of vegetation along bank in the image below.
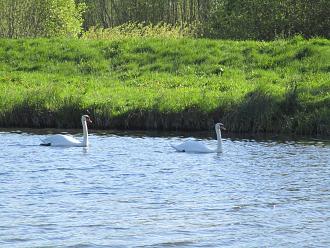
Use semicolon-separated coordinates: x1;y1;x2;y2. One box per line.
0;37;329;136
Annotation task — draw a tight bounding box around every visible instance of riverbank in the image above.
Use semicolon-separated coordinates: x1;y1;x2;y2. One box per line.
0;37;329;136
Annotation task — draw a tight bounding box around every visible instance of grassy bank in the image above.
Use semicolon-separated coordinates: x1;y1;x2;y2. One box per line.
0;37;329;136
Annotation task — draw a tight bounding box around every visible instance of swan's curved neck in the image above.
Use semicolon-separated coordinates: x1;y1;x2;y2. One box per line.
215;127;223;153
82;119;89;147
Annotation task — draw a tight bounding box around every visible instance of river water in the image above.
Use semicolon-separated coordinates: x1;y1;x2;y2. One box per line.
0;129;329;247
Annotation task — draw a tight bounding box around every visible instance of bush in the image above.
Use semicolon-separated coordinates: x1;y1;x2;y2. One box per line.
82;22;197;40
0;0;86;38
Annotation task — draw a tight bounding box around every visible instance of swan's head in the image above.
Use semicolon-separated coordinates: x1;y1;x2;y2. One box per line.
216;123;226;130
82;115;92;124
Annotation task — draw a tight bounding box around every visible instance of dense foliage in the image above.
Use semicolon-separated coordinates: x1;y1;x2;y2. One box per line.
78;0;329;40
0;0;329;40
0;37;329;135
0;0;85;38
209;0;330;40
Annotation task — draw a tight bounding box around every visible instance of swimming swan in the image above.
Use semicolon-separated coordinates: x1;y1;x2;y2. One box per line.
171;123;225;153
40;115;92;147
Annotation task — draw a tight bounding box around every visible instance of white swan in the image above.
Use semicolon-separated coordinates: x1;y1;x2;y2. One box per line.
40;115;92;147
171;123;225;153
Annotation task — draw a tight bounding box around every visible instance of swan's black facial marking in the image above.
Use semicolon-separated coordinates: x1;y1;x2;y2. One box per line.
218;123;226;130
84;115;92;124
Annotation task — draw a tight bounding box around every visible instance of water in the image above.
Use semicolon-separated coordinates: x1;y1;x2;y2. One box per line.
0;129;329;247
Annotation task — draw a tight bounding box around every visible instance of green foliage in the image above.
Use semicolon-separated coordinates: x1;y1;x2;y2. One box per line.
79;0;208;34
1;0;329;40
45;0;86;38
209;0;330;40
79;0;330;40
0;0;86;38
0;37;329;135
82;22;197;40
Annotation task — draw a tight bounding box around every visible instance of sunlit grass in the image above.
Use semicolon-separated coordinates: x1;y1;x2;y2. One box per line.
0;36;329;135
82;22;197;40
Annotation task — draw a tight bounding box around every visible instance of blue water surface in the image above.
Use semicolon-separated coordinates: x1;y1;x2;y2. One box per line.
0;130;329;247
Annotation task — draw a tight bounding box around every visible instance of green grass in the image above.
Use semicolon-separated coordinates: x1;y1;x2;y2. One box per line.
0;36;329;136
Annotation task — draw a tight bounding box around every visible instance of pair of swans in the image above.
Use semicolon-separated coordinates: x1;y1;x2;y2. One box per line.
41;115;225;153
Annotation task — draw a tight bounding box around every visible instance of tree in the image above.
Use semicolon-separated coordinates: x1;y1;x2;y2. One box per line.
208;0;330;40
0;0;86;38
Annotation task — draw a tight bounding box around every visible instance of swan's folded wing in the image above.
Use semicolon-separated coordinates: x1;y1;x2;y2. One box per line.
171;140;213;153
41;134;81;146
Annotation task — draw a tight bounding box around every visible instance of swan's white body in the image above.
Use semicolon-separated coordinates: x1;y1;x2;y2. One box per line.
40;115;92;147
171;123;224;153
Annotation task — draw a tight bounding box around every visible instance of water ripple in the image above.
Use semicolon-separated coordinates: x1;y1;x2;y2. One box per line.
0;131;329;247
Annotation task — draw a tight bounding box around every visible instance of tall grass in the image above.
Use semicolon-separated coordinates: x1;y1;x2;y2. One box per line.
82;22;197;40
0;36;329;135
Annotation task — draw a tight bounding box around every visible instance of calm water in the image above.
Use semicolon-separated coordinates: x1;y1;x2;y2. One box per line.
0;129;329;247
